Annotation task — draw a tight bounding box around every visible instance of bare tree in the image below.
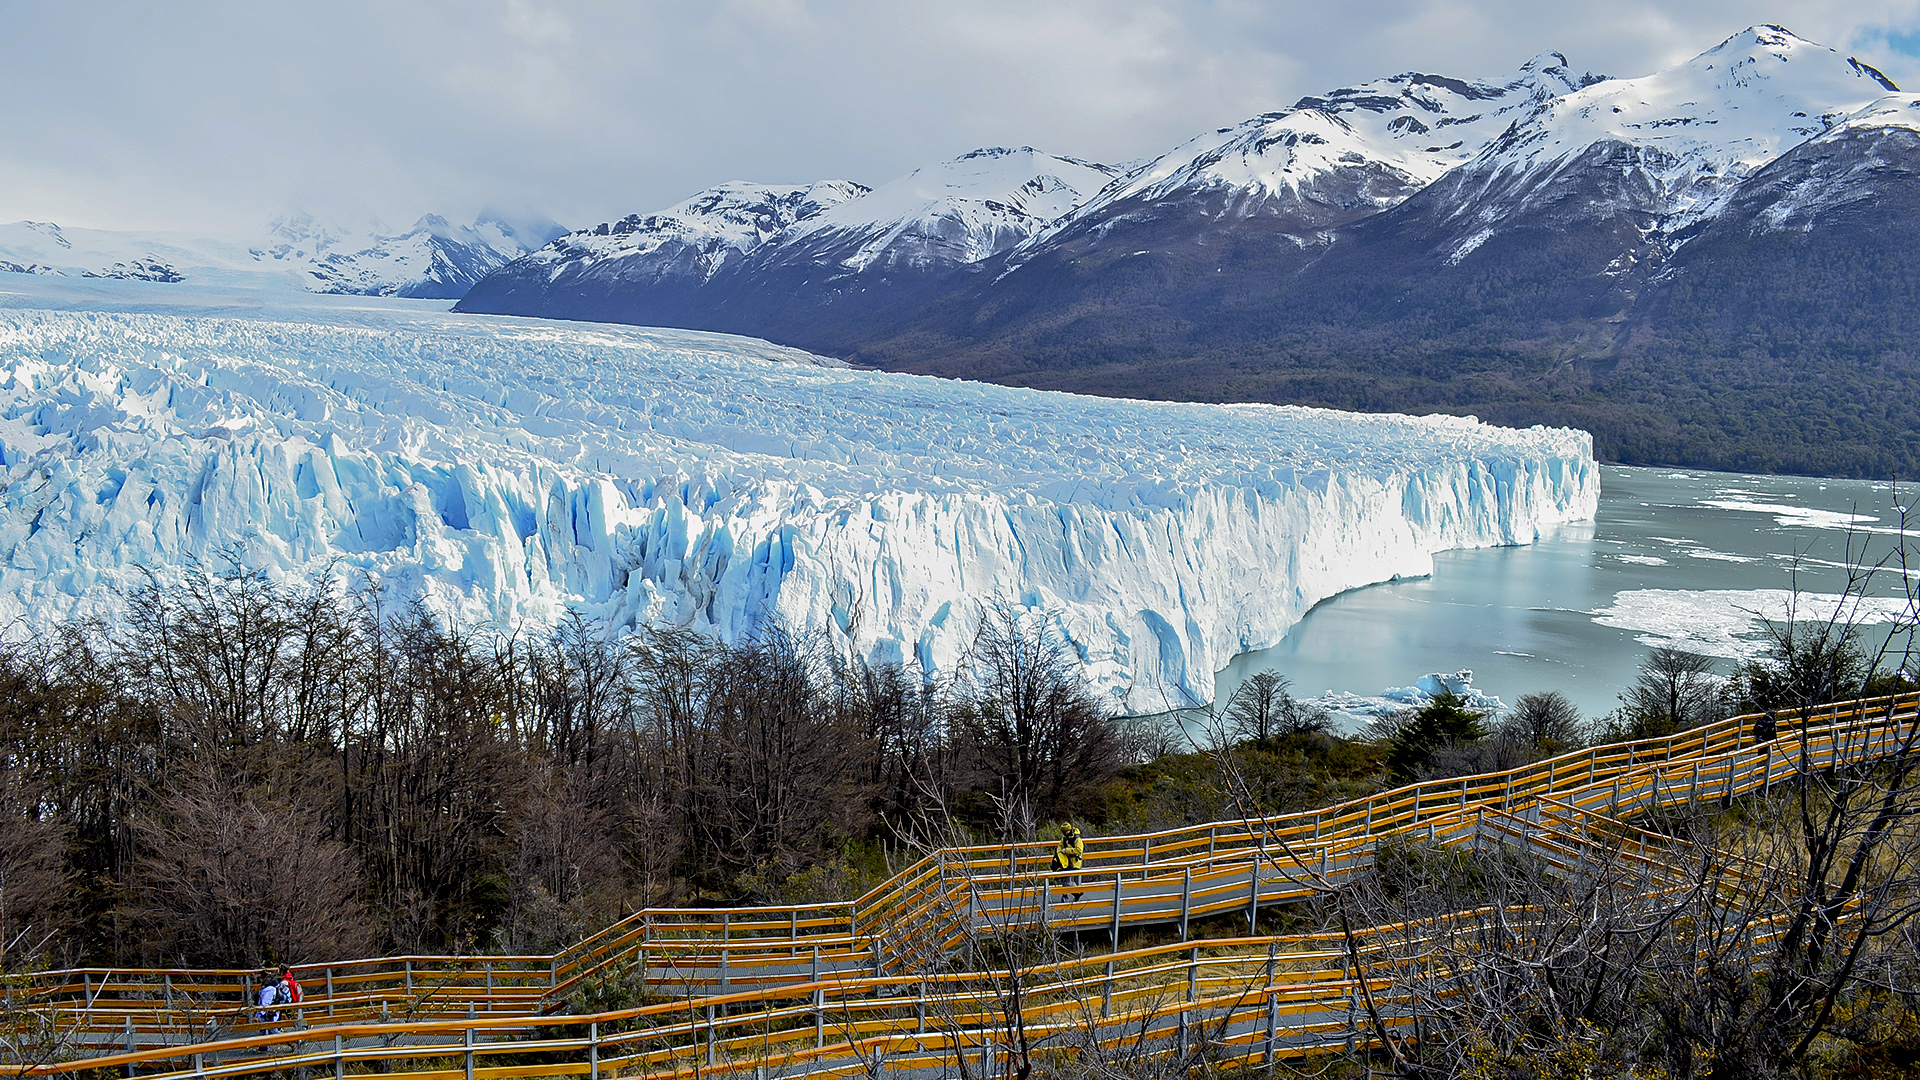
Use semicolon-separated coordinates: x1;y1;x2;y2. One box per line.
501;767;628;952
1618;646;1724;738
704;627;874;891
952;603;1123;825
121;551;303;758
0;767;69;972
129;773;371;967
1222;669;1328;746
1499;690;1582;755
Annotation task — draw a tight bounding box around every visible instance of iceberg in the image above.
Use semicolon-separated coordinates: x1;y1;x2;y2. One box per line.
0;280;1598;712
1308;670;1510;733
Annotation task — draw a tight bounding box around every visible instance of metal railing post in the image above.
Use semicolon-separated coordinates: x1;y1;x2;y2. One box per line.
1264;938;1279;1065
1110;872;1124;945
1179;867;1193;941
589;1020;599;1080
1264;940;1279;1064
465;1025;475;1080
1248;854;1260;932
335;1034;344;1080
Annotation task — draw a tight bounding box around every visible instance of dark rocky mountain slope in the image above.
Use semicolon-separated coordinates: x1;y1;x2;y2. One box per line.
458;28;1920;478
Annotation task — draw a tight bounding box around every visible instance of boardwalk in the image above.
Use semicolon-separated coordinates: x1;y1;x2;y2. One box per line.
5;693;1914;1078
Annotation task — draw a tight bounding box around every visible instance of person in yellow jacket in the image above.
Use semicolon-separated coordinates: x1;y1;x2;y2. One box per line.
1053;822;1085;902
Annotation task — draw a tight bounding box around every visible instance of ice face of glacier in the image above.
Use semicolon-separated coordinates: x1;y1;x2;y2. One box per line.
0;280;1597;712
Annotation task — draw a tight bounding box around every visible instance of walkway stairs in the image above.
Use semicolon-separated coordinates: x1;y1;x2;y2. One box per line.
4;693;1912;1077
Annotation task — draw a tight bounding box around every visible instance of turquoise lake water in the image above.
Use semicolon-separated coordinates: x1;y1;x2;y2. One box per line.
1215;466;1916;724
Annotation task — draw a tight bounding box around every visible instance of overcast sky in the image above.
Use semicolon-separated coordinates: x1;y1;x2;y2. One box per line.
6;1;1920;237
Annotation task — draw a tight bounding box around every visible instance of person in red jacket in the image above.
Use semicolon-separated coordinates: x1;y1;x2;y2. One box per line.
280;966;303;1005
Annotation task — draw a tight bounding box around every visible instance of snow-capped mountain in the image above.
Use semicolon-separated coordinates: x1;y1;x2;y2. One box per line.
455;24;1920;477
768;147;1121;272
1704;93;1920;234
0;221;212;285
1024;53;1602;255
496;181;870;291
0;213;564;298
0;276;1595;710
1419;25;1902;260
454;149;1119;334
252;212;566;298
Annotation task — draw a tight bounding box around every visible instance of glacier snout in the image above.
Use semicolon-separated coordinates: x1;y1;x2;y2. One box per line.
0;294;1598;711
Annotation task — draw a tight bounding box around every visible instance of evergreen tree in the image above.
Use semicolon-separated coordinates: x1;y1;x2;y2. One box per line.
1386;692;1487;780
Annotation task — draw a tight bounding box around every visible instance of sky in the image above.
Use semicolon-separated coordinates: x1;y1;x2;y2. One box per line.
5;1;1920;238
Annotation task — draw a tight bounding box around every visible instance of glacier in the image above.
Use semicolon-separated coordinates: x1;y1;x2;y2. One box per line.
0;277;1597;712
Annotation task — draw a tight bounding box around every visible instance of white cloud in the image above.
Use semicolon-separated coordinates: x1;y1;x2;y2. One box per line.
504;0;572;46
1;0;1917;235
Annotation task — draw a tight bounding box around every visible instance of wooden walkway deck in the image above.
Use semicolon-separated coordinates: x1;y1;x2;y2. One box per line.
5;693;1913;1078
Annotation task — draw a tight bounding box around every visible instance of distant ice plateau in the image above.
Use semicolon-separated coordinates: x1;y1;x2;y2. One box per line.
0;279;1598;711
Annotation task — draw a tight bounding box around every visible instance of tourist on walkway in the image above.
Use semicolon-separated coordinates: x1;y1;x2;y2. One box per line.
253;969;287;1032
1054;822;1086;902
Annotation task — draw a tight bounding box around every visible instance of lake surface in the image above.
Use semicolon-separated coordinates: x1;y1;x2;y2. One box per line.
1215;466;1916;725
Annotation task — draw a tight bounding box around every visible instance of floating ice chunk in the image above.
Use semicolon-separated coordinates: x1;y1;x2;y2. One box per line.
1591;587;1913;660
1307;670;1508;733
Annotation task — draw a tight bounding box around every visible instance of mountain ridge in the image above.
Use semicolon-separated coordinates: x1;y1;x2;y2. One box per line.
0;212;566;298
452;25;1920;478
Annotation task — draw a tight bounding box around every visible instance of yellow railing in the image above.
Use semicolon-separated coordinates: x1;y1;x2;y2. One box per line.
4;692;1912;1075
